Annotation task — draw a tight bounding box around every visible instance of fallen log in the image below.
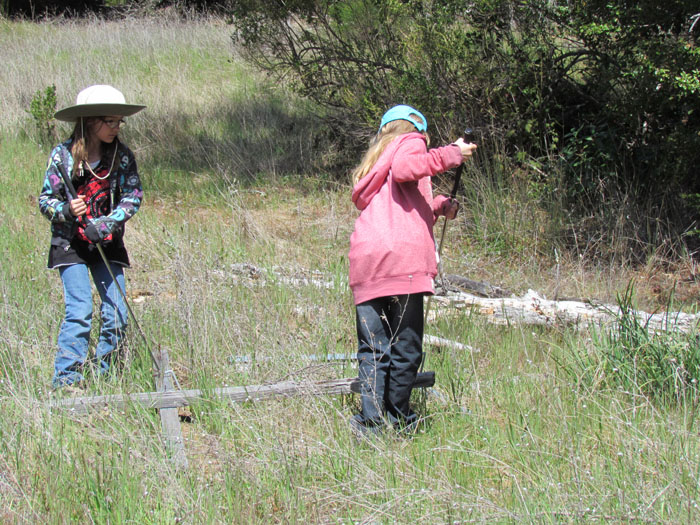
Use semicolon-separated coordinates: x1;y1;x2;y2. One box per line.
442;274;511;298
423;334;478;353
50;372;436;415
226;263;699;334
431;289;700;334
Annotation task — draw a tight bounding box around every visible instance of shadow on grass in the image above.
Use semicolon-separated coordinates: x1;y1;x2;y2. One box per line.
137;95;334;193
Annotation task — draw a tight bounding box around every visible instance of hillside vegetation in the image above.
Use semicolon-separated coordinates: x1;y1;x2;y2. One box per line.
227;0;700;262
1;13;699;523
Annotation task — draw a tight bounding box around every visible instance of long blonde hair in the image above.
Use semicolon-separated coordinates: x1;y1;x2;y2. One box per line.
352;116;429;185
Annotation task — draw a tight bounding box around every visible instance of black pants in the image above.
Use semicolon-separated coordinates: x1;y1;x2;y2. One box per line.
355;294;424;428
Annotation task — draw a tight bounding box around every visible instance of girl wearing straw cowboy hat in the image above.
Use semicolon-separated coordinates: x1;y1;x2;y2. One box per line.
39;85;145;390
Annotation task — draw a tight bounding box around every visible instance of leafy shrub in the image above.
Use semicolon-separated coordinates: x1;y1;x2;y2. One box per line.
27;85;57;146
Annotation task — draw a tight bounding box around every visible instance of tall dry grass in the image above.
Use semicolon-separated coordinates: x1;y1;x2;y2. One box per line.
1;14;700;524
1;14;323;187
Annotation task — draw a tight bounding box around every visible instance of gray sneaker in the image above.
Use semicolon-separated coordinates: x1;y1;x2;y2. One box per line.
51;382;86;397
349;414;383;440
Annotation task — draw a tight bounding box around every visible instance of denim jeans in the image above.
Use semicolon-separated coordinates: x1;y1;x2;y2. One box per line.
53;261;128;387
355;294;424;429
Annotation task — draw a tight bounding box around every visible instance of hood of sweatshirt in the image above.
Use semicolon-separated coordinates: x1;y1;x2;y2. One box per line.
351;132;425;211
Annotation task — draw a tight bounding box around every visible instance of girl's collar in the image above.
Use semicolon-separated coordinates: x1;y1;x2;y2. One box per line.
81;142;118;181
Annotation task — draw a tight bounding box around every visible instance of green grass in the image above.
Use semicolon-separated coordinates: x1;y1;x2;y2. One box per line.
1;14;700;524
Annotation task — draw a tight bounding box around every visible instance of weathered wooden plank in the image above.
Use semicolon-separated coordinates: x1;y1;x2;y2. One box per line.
49;372;436;415
232;353;354;365
155;347;188;470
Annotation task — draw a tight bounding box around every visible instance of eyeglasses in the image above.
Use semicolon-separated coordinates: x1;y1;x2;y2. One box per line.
99;118;126;129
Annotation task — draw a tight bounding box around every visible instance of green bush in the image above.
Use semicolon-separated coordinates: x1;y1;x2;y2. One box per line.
27;84;57;146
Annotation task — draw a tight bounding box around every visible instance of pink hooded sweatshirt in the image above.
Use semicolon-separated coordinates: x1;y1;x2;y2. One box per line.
349;132;463;305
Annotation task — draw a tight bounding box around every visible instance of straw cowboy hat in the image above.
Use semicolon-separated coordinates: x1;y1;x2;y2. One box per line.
54;85;146;122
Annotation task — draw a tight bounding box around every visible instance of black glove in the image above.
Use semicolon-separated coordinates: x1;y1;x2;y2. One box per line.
83;220;104;244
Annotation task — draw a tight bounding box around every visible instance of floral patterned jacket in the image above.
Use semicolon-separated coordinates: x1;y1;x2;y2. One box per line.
38;138;142;250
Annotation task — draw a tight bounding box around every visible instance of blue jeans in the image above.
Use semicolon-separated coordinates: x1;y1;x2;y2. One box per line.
355;294;424;429
53;262;128;387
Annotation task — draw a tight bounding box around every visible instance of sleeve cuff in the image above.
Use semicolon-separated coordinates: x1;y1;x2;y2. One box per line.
62;204;74;221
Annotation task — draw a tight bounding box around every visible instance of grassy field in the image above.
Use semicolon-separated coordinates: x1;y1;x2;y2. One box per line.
1;13;700;523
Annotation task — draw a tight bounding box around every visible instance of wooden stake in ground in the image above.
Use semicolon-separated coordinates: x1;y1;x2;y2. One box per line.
154;347;188;470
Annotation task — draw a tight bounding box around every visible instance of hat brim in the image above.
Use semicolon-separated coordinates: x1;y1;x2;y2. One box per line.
54;103;146;122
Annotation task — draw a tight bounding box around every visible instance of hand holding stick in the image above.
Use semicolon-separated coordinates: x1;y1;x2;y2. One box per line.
424;128;477;327
69;195;87;217
448;128;476;199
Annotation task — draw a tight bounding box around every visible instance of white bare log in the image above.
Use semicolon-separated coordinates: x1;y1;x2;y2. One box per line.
423;335;479;353
227;263;699;334
431;289;700;334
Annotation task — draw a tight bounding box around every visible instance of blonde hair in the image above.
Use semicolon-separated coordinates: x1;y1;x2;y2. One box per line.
352;115;429;185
